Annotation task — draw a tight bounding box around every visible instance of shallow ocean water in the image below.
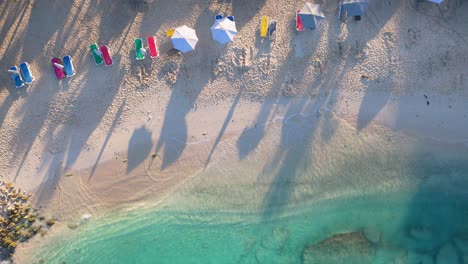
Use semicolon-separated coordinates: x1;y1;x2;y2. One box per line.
32;192;468;264
30;112;468;264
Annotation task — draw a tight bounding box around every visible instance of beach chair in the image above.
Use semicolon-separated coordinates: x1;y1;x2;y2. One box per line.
8;66;24;88
90;43;104;65
134;38;145;60
260;16;269;37
227;16;234;21
268;20;277;41
19;62;34;84
296;10;304;31
147;36;159;59
99;45;113;66
63;55;76;77
51;58;65;79
215;14;223;20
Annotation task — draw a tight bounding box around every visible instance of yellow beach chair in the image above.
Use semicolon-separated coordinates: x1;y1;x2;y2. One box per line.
166;28;175;37
260;16;268;38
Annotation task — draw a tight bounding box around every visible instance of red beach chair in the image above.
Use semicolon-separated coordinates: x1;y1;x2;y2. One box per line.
296;10;304;31
100;45;114;66
147;36;159;59
51;58;65;79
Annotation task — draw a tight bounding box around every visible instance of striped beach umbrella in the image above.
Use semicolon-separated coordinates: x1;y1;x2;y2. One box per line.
340;0;369;17
298;3;325;30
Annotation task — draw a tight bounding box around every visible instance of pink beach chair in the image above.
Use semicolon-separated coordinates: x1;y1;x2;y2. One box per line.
296;10;304;31
99;45;113;66
51;58;65;79
147;36;159;59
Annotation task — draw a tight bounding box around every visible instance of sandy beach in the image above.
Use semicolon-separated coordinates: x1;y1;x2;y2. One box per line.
1;0;468;262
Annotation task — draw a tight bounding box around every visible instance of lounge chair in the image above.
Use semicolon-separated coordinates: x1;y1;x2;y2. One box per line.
19;62;34;84
51;58;65;79
100;45;113;66
215;14;223;20
134;38;145;60
296;10;304;31
268;20;277;41
63;55;76;77
90;43;104;65
147;36;159;59
260;16;269;37
227;16;234;21
8;66;24;88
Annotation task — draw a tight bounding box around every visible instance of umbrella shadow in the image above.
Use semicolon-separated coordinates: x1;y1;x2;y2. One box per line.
231;0;267;30
88;99;126;181
204;86;243;168
127;125;153;174
154;8;216;170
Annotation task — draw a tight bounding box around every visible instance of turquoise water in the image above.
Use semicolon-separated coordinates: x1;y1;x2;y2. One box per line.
30;115;468;263
32;191;468;264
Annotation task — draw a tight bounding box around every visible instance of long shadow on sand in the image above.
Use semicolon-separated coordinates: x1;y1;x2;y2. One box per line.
154;8;216;170
32;62;126;207
0;0;34;87
236;17;317;160
204;86;244;167
127;125;153;174
88;99;126;181
254;1;395;217
260;74;333;219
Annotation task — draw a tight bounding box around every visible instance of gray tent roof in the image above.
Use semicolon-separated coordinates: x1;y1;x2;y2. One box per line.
298;3;325;30
340;0;369;17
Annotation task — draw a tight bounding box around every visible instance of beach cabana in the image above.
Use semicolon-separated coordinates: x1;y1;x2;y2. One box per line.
297;3;325;30
211;17;237;44
171;25;198;53
339;0;369;20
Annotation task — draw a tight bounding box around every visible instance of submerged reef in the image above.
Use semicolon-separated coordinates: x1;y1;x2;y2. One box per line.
303;232;375;264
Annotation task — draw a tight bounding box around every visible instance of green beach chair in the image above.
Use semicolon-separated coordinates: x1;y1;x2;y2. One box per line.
134;38;146;60
90;43;104;65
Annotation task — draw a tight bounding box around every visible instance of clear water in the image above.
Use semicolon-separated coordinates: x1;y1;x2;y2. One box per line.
30;112;468;264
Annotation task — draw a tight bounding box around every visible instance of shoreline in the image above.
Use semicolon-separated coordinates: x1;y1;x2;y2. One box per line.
11;91;468;263
24;90;468;220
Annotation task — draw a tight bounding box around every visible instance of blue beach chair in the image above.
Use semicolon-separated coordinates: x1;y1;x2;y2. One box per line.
215;14;223;20
227;16;235;21
63;55;76;77
19;62;34;84
8;66;24;88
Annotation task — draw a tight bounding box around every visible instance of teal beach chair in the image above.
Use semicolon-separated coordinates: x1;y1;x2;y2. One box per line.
90;43;104;65
134;38;146;60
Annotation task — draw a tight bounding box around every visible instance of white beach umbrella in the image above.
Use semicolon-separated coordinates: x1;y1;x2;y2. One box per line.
210;17;237;44
171;25;198;53
427;0;444;3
